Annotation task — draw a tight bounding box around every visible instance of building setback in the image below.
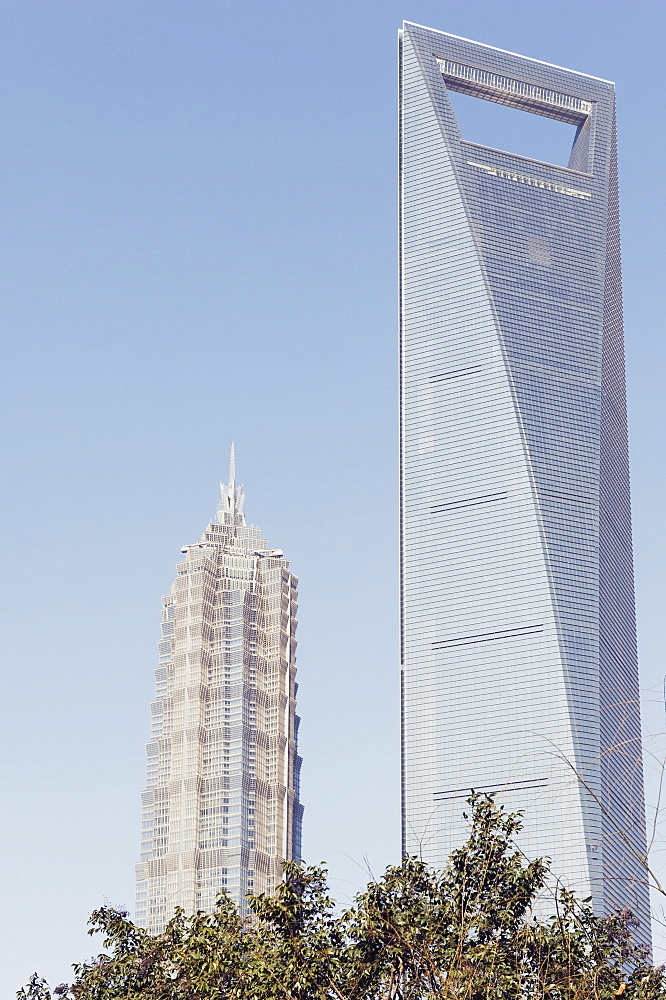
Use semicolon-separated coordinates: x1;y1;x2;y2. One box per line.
399;22;650;939
136;448;302;932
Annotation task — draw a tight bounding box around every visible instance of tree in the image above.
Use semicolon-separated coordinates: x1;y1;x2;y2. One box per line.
18;795;666;1000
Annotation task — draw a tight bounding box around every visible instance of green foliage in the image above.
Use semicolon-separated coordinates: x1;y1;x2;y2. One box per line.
19;795;665;1000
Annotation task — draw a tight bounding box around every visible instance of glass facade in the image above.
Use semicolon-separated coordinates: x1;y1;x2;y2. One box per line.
399;22;650;940
135;447;302;932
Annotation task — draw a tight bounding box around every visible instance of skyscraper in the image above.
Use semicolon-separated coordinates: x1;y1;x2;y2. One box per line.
399;22;650;936
135;449;302;933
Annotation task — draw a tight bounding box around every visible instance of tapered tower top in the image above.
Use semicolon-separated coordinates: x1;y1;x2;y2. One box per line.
218;443;245;525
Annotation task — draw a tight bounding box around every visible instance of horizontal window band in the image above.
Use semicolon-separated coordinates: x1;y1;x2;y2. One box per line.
539;489;594;505
433;778;549;802
433;624;544;649
430;365;486;383
509;359;599;386
468;160;591;200
436;57;592;123
431;492;508;512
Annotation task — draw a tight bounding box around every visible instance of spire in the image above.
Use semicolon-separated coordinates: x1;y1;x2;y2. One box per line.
228;442;236;494
218;443;245;525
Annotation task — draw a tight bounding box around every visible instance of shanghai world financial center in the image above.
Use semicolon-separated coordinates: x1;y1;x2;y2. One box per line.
399;22;650;935
136;20;650;942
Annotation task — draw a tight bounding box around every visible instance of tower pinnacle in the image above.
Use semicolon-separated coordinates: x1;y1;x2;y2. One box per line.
218;443;245;524
228;442;236;493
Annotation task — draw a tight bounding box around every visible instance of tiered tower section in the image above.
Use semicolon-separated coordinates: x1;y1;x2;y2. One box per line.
136;448;302;932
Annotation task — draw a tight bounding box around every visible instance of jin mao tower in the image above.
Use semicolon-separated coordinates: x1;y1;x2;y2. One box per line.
136;449;302;932
399;22;650;936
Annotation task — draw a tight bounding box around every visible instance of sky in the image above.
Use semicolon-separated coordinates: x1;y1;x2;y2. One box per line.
1;0;665;991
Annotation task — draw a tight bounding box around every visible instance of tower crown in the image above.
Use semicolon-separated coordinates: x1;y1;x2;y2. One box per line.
218;443;245;526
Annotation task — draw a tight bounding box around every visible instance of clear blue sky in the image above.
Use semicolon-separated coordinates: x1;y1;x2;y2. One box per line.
1;0;665;991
